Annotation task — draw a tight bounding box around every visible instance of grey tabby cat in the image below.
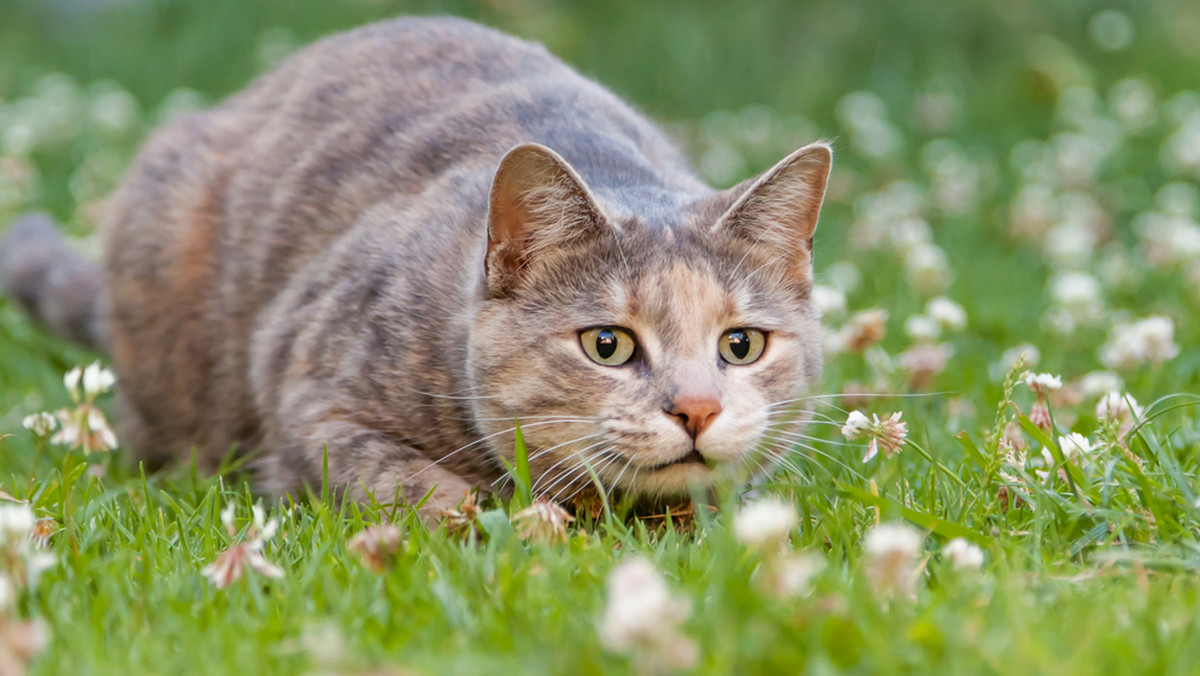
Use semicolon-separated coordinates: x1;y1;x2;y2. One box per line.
0;17;831;514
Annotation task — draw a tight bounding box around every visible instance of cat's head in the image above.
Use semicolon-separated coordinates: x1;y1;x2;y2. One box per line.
468;141;831;501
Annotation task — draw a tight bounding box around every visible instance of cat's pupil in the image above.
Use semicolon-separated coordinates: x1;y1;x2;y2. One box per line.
728;330;750;359
596;329;618;359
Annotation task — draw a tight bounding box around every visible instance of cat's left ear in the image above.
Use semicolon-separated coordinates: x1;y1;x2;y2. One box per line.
716;141;832;276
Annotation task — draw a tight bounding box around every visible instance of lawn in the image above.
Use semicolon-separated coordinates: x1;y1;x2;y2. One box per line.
2;0;1200;674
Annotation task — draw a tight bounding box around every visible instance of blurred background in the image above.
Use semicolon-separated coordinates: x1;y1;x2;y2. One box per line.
1;0;1198;437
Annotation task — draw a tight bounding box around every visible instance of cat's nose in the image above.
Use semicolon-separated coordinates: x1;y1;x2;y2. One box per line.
665;395;722;439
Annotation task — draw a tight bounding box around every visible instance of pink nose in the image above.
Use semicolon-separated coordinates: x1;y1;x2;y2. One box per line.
666;395;722;439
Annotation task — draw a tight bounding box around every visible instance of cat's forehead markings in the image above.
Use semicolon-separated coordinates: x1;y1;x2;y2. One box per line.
626;261;736;353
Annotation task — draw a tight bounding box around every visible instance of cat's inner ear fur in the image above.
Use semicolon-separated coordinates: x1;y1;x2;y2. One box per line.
486;143;604;297
716;141;832;280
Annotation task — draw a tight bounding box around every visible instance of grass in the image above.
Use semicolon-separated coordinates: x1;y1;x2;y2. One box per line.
3;0;1200;674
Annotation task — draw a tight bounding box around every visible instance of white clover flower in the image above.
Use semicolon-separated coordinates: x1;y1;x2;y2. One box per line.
1045;268;1106;335
1010;182;1057;240
904;314;941;343
220;503;237;535
768;553;824;598
824;261;862;294
1134;212;1200;267
81;362;116;400
1096;391;1143;421
1100;316;1181;369
838;308;889;353
1057;432;1095;460
891;218;934;254
844;411;908;463
864;522;924;597
599;558;696;671
88;84;140;135
841;411;872;440
1108;78;1157;132
1163;110;1200;179
905;243;952;294
63;367;83;403
1043;219;1099;268
50;404;119;454
202;503;284;589
0;504;36;546
899;343;953;389
21;412;57;438
1078;370;1123;398
732;498;797;551
1049;271;1104;315
942;538;985;570
1156;181;1198;218
347;524;404;573
812;284;846;319
1022;371;1063;395
201;541;284;589
1096;391;1144;437
1089;9;1135;51
512;501;574;545
925;297;967;331
0;504;57;589
24;552;57;588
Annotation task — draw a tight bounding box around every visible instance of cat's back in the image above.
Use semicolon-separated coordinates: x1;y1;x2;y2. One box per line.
110;16;699;288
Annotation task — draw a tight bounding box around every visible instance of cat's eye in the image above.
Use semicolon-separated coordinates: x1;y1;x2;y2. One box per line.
719;328;766;365
580;327;637;366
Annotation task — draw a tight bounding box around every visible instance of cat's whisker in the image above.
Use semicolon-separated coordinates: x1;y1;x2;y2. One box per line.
529;439;611;494
756;447;810;480
603;452;635;501
761;412;843;428
762;412;844;427
546;447;623;502
471;415;607;423
535;450;607;502
759;433;862;476
408;420;599;481
492;433;609;493
764;428;859;448
550;450;623;504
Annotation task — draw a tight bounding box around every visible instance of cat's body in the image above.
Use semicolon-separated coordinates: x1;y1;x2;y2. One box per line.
0;17;831;513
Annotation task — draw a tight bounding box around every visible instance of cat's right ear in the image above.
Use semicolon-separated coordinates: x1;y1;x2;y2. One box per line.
486;143;604;297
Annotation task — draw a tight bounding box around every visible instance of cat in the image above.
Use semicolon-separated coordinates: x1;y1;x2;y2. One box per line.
0;16;831;515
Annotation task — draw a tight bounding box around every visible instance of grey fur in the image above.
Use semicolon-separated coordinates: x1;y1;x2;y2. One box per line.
1;17;832;514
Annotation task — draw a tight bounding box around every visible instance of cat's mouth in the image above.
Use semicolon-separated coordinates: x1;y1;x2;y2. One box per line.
650;449;707;471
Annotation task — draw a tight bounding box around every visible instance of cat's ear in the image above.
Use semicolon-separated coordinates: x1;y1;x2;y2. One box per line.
486;143;604;297
716;141;832;278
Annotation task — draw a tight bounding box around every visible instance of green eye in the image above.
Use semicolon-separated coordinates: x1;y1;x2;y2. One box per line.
580;327;636;366
719;328;766;365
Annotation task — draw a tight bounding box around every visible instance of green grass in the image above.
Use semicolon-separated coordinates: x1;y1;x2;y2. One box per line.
3;0;1200;673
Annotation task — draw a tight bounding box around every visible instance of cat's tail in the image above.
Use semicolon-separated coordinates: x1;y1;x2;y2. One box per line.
0;212;107;351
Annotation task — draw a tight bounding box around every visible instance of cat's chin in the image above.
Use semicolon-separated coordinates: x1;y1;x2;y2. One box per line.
630;459;717;496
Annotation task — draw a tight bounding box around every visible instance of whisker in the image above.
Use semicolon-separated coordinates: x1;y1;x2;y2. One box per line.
407;419;598;480
530;440;611;493
471;415;607;422
764;429;860;448
536;449;610;502
492;433;608;490
551;450;624;504
760;434;863;476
